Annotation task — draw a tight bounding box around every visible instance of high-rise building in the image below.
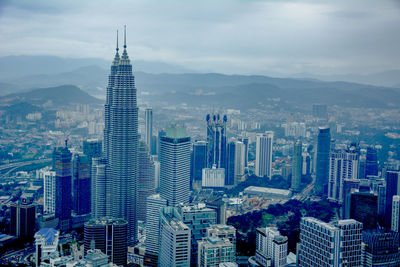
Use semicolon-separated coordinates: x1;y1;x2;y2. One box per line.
385;170;400;227
157;130;166;157
366;147;379;177
206;113;228;169
362;230;400;266
350;190;378;230
43;170;56;214
137;141;155;221
255;131;274;179
159;125;191;206
54;145;72;231
202;165;225;188
145;108;153;150
83;139;103;163
234;140;246;184
191;141;207;184
328;149;359;203
177;203;217;265
91;157;107;218
198;237;235;266
239;137;249;167
84;217;128;266
254;227;288;267
392;195;400;232
159;207;191;267
72;154;91;215
315;127;331;195
103;29;139;243
10;197;36;238
291;140;302;192
206;224;236;251
226;141;236;186
144;194;167;265
34;228;60;267
298;217;363;267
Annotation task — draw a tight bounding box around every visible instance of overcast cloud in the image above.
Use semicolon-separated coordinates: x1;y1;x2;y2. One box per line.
0;0;399;75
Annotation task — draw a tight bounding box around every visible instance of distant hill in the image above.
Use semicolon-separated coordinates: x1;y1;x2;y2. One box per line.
0;85;103;106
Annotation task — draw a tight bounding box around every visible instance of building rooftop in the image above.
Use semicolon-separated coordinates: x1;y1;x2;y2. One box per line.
85;217;128;227
244;186;291;197
35;228;59;244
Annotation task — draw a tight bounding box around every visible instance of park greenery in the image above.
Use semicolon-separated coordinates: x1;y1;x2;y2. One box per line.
228;199;339;255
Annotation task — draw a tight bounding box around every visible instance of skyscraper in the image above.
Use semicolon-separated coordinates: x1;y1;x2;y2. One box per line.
291;140;302;192
315;127;331;195
43;170;56;214
206;113;228;169
83;139;103;163
198;237;235;267
104;28;139;243
10;197;36;238
298;217;363;267
54;145;72;231
254;227;288;267
145;108;153;150
362;230;400;266
255;131;274;179
159;125;191;206
234;140;246;184
91;157;107;218
72;154;91;215
159;207;191;267
385;170;400;228
84;217;128;266
366;147;379;177
137;141;155;221
191;141;207;184
328;149;359;203
392;195;400;232
226;141;236;186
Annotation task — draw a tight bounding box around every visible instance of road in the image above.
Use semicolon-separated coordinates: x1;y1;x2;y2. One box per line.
0;158;51;178
292;174;316;201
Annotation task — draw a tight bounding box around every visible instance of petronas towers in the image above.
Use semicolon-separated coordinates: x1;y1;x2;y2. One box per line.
103;27;139;244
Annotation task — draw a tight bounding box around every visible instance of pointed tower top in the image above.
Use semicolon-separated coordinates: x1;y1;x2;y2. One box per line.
124;25;127;49
116;30;119;52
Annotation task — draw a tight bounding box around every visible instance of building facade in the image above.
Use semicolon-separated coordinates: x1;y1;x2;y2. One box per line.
72;154;91;215
291;140;302;192
198;237;235;267
255;131;274;179
91;157;107;218
206;113;228;169
315;127;331;196
145;108;153;151
43;170;56;214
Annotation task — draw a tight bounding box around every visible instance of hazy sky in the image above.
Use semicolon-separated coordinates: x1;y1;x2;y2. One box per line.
1;0;400;75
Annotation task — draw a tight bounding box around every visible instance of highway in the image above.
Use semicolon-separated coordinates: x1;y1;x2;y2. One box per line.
0;158;51;178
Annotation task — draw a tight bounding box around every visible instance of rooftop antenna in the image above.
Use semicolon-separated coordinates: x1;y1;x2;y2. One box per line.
116;29;119;52
124;25;127;49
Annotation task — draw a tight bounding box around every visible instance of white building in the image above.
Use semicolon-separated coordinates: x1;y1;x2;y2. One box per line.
159;207;191;267
298;217;363;267
34;228;60;266
255;227;287;267
392;195;400;232
328;150;359;204
255;131;274;179
198;237;235;267
145;194;167;255
145;108;153;150
202;165;225;188
282;122;306;138
43;171;56;214
206;224;236;251
234;140;246;184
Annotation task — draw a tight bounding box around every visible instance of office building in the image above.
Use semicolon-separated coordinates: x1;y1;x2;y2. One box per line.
43;170;56;214
392;195;400;232
54;145;72;231
206;225;236;250
206;113;228;169
145;108;153;150
84;217;128;266
191;141;207;184
83;139;103;163
226;141;236;186
91;157;107;218
34;228;60;267
239;136;249;167
255;131;274;179
138;141;156;221
159;125;191;206
328;149;359;203
198;237;235;267
362;230;400;266
72;154;91;215
315;127;331;195
291;140;302;192
177;203;217;265
366;147;379;177
202;165;225;188
302;152;311;176
10;197;36;238
254;227;287;267
145;194;167;256
298;217;362;267
350;190;378;230
234;140;246;184
159;207;191;267
103;29;139;243
385;170;400;227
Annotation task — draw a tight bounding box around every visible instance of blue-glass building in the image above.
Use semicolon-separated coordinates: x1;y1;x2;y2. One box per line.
73;154;91;215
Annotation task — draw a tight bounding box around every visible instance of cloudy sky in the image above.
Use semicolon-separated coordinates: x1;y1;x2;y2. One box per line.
1;0;399;75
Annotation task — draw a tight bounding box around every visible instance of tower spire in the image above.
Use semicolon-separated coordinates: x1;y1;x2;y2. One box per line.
124;25;127;49
116;30;119;52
